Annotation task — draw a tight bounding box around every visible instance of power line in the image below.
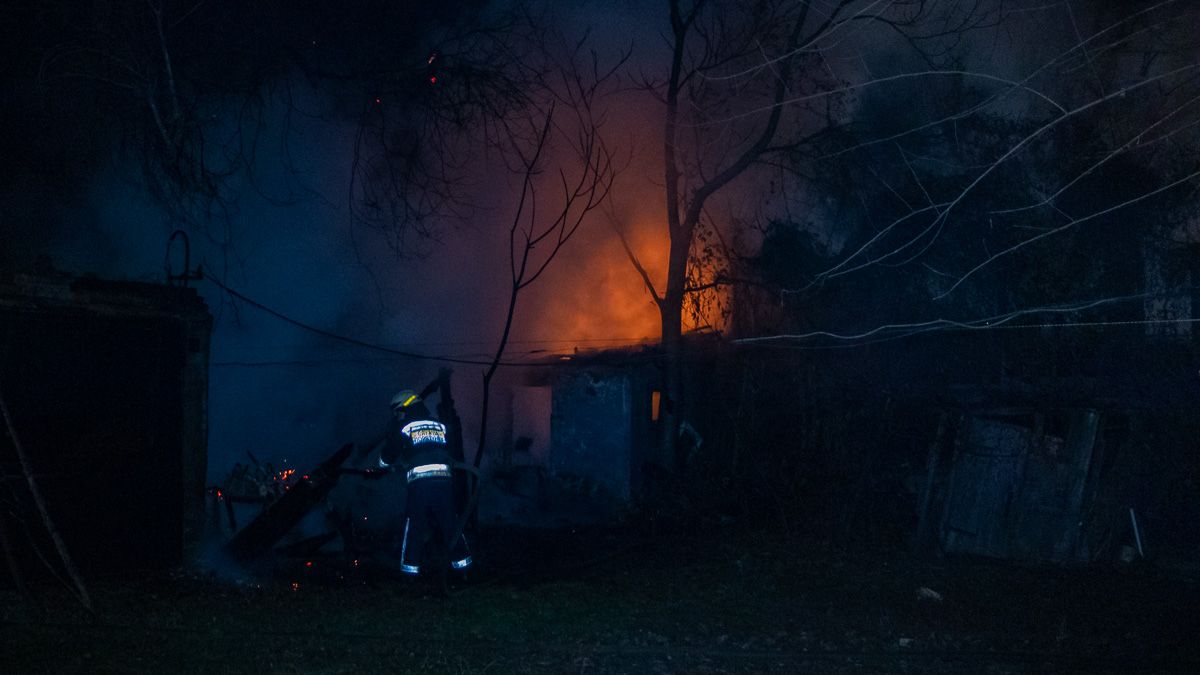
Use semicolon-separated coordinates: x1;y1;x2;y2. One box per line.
736;316;1200;351
207;337;655;351
204;274;584;368
212;355;562;368
997;317;1200;330
735;291;1191;345
206;273;1197;364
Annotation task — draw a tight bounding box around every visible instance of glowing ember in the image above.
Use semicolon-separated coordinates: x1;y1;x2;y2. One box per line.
218;459;300;501
271;468;303;493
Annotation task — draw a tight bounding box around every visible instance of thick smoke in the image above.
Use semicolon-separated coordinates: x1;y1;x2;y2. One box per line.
30;66;672;486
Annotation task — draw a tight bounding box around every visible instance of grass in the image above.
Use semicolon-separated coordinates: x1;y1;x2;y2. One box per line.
2;522;1198;673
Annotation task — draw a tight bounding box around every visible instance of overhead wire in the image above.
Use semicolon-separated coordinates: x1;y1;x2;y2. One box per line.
204;272;1197;364
203;273;653;368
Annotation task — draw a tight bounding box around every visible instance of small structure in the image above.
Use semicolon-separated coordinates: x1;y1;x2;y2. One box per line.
481;347;665;525
0;273;211;575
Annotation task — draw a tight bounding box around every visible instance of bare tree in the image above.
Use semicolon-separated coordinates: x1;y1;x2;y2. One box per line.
473;35;625;468
19;1;544;263
747;0;1200;345
617;0;988;464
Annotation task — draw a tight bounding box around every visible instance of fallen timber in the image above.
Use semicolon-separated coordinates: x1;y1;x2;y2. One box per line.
224;442;356;562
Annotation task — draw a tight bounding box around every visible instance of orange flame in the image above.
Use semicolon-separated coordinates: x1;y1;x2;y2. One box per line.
524;214;726;352
522;219;663;352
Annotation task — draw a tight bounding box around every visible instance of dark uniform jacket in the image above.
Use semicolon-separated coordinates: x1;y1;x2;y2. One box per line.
379;402;452;470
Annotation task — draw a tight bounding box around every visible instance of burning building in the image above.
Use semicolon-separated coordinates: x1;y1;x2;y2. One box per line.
479;337;720;526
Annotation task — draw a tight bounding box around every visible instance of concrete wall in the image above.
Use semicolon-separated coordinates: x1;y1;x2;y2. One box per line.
0;275;211;574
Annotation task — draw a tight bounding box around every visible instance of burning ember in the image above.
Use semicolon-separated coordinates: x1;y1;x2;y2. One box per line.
217;454;305;502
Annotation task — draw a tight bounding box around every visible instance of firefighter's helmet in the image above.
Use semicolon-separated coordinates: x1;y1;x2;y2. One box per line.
390;389;421;413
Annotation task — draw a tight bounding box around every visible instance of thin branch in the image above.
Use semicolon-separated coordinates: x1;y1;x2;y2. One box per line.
0;384;93;613
690;70;1067;129
991;90;1200;216
820;62;1200;289
935;167;1200;299
610;215;663;305
735;291;1165;344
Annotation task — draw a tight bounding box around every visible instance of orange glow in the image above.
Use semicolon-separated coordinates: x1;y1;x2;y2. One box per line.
522;218;664;352
523;214;727;353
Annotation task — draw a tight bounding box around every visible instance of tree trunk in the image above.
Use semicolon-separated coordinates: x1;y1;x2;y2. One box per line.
658;228;691;470
475;284;521;470
659;300;681;469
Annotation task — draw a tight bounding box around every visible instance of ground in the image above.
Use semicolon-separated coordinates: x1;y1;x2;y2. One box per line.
2;521;1198;674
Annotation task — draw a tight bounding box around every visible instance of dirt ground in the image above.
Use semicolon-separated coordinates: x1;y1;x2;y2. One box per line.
2;521;1198;674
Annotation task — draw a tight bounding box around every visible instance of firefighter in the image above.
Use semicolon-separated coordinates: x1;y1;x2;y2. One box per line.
373;389;472;577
